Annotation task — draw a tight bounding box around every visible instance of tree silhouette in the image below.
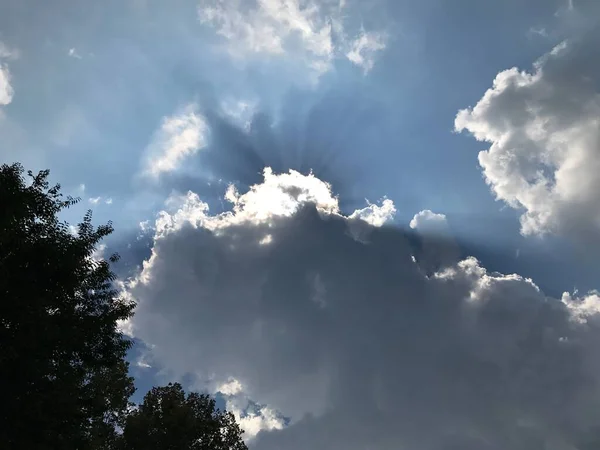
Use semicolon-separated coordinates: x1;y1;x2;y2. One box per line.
0;163;135;449
119;383;248;450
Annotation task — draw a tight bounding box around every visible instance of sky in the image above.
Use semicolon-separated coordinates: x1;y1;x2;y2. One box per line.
2;0;600;448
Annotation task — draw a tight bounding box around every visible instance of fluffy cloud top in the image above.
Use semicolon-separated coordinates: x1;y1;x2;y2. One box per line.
123;169;600;449
455;29;600;241
410;209;447;232
198;0;387;77
143;105;209;178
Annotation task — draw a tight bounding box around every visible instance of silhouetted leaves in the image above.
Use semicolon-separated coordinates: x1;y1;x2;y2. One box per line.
0;164;250;449
118;383;248;450
0;163;135;450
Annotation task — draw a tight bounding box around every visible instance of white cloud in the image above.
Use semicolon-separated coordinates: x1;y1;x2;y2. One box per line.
217;378;285;440
143;105;209;178
349;198;396;227
123;168;600;449
345;29;386;73
0;41;16;107
136;360;152;369
347;197;396;242
68;48;82;59
409;209;447;231
455;29;600;242
91;243;107;262
198;0;386;78
68;225;79;236
217;378;244;396
232;401;284;440
88;195;113;205
0;67;12;106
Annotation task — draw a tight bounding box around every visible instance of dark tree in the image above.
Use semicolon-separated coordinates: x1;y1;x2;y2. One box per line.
0;163;135;449
119;383;248;450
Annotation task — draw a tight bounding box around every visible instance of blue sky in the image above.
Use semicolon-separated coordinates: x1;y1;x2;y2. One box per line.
3;0;600;447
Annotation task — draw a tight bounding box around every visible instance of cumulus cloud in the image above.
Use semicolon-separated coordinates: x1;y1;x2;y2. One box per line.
455;27;600;242
349;198;396;227
123;169;600;449
143;105;209;178
410;209;447;231
198;0;386;77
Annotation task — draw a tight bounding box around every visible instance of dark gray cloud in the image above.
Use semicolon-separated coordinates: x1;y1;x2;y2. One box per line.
123;170;600;449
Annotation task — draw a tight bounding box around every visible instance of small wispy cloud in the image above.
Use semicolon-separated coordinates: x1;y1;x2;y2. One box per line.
0;41;17;107
346;29;387;73
88;196;113;205
68;48;82;59
527;26;548;38
0;42;18;59
143;104;209;178
220;98;257;131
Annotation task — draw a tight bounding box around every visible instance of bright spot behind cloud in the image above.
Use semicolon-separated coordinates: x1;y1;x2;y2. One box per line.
123;168;600;449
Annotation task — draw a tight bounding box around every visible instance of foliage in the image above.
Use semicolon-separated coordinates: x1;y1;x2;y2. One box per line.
118;383;248;450
0;163;135;449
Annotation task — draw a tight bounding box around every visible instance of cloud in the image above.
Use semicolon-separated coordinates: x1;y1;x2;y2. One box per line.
409;209;447;231
88;196;113;205
455;27;600;242
409;210;458;274
217;379;286;440
0;42;18;59
349;197;395;226
0;66;14;105
68;48;82;59
345;28;386;73
143;105;209;178
123;168;600;449
0;42;16;107
198;0;386;78
220;98;257;131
